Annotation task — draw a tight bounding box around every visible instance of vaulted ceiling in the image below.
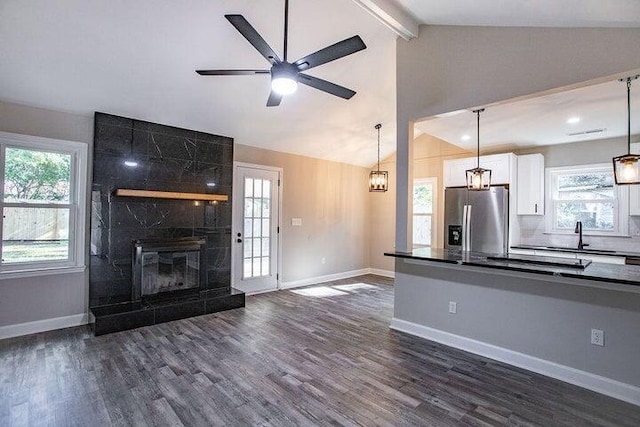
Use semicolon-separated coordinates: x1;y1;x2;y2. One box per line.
1;0;639;167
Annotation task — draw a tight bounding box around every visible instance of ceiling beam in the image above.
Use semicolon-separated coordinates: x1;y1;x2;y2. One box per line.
351;0;419;40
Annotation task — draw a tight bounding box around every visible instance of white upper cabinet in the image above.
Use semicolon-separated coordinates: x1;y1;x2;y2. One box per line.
629;143;640;216
517;153;545;215
443;153;516;187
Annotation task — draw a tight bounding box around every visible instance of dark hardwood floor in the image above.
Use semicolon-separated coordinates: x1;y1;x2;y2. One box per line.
2;274;640;426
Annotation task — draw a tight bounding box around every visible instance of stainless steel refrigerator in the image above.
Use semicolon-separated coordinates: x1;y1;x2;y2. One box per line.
444;186;509;253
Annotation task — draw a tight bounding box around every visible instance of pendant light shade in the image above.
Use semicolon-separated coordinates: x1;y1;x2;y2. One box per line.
613;75;640;185
369;124;389;192
466;108;491;190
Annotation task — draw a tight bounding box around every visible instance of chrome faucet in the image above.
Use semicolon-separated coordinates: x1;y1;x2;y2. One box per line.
574;221;589;250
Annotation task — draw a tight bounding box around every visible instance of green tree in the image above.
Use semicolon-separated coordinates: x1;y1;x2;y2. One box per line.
4;148;70;202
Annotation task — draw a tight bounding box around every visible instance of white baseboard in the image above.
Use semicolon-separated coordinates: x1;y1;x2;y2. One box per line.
369;268;395;278
390;318;640;407
0;313;88;340
279;268;372;290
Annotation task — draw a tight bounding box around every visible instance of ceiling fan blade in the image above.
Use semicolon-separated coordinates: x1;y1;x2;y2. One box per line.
225;15;281;65
266;91;283;107
298;74;356;99
196;69;270;76
294;36;366;71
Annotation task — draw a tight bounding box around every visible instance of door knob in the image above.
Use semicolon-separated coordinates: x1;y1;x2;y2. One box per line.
236;238;242;243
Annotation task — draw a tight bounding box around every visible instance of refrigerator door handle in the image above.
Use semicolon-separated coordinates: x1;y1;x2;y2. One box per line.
465;205;472;251
462;205;468;251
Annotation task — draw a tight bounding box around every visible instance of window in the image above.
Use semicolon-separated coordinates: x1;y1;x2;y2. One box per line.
413;178;436;247
0;131;87;274
546;164;628;236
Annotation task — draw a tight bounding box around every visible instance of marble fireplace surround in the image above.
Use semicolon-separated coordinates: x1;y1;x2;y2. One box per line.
89;112;244;335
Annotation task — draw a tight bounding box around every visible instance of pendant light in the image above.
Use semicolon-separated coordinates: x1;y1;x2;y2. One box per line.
612;75;640;185
466;108;491;190
369;123;388;192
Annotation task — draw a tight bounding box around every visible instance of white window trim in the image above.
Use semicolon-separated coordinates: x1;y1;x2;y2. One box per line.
413;177;437;248
0;131;88;278
545;163;629;237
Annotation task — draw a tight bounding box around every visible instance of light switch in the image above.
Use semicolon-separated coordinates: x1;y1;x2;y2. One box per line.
291;218;302;226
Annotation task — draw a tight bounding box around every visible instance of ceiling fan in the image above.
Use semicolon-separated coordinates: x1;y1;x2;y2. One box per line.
196;0;367;107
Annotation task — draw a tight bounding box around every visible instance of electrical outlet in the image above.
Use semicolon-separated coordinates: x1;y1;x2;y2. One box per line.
591;328;604;346
448;301;457;314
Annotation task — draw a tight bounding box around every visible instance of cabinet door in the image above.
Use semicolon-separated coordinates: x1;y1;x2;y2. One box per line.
443;157;476;187
630;143;640;216
517;153;544;215
481;153;513;185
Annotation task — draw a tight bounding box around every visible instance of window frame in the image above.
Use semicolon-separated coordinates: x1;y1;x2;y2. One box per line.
412;177;437;248
545;163;628;237
0;131;88;276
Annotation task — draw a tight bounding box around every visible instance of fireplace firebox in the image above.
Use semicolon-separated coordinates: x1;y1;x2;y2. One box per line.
132;237;206;301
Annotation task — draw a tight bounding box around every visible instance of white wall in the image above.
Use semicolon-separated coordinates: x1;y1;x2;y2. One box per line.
0;101;93;335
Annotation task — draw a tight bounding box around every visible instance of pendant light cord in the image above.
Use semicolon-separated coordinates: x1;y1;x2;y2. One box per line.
472;109;484;168
627;77;632;154
375;123;382;172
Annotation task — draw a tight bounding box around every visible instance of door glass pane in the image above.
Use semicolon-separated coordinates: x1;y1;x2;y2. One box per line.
252;258;261;276
245;178;253;197
2;207;70;263
262;181;271;199
261;257;269;276
262;238;270;256
262;219;270;237
243;238;252;258
254;179;262;198
262;199;270;217
244;199;252;217
253;218;261;237
4;148;72;204
252;238;261;257
244;218;253;238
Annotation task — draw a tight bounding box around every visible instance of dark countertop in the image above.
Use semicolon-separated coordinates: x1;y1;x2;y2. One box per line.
385;248;640;287
511;244;640;259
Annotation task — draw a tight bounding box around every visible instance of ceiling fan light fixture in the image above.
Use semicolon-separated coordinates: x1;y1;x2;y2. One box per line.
271;63;298;95
613;75;640;185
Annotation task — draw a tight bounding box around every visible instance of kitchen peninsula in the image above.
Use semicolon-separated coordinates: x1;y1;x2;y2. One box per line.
385;248;640;405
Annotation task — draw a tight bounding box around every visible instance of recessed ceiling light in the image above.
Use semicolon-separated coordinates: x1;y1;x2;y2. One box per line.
461;134;471;141
566;116;581;124
123;160;138;168
206;182;216;187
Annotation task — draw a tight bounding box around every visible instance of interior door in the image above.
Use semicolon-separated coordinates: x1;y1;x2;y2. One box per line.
232;164;280;293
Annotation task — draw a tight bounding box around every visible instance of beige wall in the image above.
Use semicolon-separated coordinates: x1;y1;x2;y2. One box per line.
234;144;371;283
369;133;471;271
0;101;93;329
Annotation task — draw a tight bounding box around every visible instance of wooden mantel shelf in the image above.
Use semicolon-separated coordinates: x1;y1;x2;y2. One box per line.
114;189;228;202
